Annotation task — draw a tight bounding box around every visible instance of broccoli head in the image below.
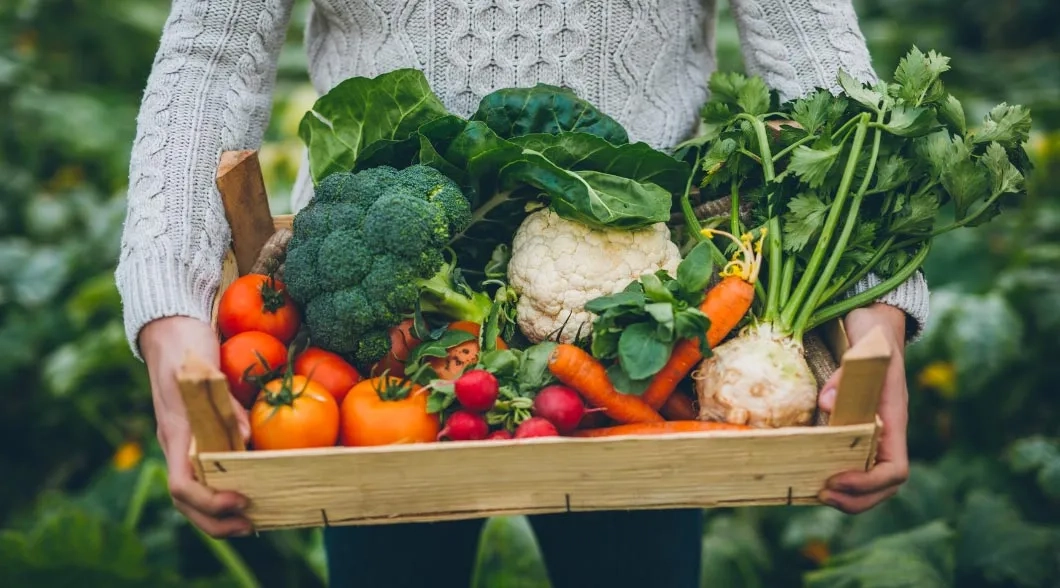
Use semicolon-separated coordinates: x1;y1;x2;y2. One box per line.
284;164;491;366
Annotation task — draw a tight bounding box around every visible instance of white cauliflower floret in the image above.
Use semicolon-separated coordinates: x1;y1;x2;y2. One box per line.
507;208;682;343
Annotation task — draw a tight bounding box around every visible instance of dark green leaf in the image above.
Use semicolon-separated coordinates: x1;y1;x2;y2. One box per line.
889;190;940;235
639;272;677;304
783;193;829;252
981;141;1025;198
871;154;911;194
700;514;771;587
675;241;714;301
606;364;652;396
942;157;991;221
299;68;449;182
584;290;646;315
791;90;837;135
708;71;770;116
507;132;691;194
590;326;622;360
471;84;629;144
806;521;956;588
956;491;1059;587
838;69;883;112
892;46;951;107
617;322;672;380
515;342;558;394
885;104;940;137
788;145;841;188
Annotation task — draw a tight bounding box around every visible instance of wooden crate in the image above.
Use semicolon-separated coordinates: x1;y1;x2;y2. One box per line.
176;151;891;532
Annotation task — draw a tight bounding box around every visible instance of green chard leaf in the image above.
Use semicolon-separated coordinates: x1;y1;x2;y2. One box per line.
299;68;450;182
471;83;629;143
782;193;829;252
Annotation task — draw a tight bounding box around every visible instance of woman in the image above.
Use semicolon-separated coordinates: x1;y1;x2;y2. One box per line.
117;1;926;586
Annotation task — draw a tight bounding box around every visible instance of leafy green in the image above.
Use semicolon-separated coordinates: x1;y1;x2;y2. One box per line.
804;521;956;588
470;84;630;144
300;70;689;272
689;46;1033;338
585;242;714;392
298;69;449;183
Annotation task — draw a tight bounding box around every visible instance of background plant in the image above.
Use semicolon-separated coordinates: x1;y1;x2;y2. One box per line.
1;0;1056;586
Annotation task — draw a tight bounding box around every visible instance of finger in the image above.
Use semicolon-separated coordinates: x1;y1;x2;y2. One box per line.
166;438;250;518
818;368;842;413
826;459;909;495
174;499;254;538
819;485;899;515
231;396;252;444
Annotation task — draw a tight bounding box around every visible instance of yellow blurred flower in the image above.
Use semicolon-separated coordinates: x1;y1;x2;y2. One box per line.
112;441;144;471
801;539;830;565
917;361;957;398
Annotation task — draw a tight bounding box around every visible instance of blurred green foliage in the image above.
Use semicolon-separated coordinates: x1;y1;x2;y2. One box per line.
1;0;1057;586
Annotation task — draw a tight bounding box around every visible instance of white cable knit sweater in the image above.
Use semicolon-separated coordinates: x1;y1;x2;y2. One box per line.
116;0;929;358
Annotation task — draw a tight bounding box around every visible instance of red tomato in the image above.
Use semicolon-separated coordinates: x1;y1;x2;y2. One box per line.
217;273;301;343
220;331;288;407
294;347;362;404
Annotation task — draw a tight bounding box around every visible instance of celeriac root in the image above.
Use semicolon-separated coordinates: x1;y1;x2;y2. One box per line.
693;322;817;428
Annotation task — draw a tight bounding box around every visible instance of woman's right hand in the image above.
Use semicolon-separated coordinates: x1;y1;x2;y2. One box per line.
140;316;254;537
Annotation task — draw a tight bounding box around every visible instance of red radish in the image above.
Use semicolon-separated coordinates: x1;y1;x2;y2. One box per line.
487;430;513;440
438;410;489;441
454;369;500;412
532;385;597;435
514;417;559;438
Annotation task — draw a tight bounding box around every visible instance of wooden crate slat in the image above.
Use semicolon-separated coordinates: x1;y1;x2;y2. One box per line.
197;423;875;530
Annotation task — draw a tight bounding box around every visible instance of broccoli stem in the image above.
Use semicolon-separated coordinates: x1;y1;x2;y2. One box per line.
417;265;493;324
779;112;870;333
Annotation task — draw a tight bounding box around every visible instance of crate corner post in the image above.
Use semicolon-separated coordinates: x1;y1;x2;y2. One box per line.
828;325;893;427
176;351;246;484
216;149;276;275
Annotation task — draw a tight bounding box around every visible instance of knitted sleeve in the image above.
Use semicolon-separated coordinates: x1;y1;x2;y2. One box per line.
728;0;930;340
115;0;295;359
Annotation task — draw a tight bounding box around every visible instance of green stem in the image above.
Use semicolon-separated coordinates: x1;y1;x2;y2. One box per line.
123;461;164;530
730;180;742;238
792;114;884;338
822;235;896;302
830;115;862;142
779;113;871;330
806;243;932;331
779;256;796;309
734;114;780;321
194;527;261;588
771;133;817;162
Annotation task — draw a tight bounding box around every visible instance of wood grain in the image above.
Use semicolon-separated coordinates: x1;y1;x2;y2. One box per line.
198;423;877;530
216;150;276;275
829;325;892;427
177;353;245;480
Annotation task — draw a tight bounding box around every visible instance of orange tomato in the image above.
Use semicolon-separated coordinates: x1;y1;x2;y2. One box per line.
340;377;440;446
251;375;340;450
220;331;289;407
294;347;362;404
426;321;508;380
217;273;301;343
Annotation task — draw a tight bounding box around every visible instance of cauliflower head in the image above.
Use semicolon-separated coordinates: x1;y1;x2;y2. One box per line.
507;208;681;343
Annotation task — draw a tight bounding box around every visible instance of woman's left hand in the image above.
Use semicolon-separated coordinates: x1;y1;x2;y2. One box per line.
816;303;911;514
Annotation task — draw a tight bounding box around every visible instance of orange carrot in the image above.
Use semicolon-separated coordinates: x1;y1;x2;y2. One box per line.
570;420;752;437
660;391;698;421
548;344;664;424
641;275;756;410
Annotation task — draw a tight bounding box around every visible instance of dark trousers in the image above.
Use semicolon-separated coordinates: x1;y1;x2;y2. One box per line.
324;509;703;588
